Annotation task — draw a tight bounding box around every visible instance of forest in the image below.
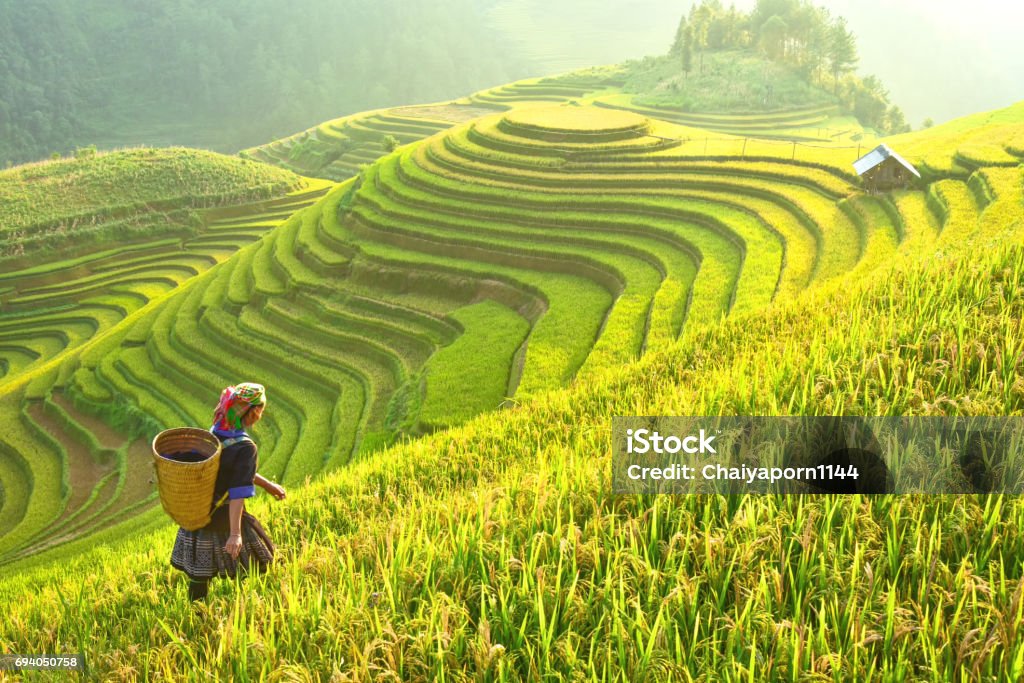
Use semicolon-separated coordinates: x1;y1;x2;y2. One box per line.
667;0;910;133
0;0;527;166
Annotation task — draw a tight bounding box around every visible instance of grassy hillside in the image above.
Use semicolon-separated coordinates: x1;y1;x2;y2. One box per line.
1;200;1022;680
0;147;302;263
245;65;871;183
884;101;1024;178
621;49;836;113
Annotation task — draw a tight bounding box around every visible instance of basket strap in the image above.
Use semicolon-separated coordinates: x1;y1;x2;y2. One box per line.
211;490;230;512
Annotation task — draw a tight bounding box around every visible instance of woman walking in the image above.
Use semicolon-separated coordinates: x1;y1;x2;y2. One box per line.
170;382;287;601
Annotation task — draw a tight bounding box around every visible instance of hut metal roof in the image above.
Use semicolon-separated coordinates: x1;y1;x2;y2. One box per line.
852;144;921;177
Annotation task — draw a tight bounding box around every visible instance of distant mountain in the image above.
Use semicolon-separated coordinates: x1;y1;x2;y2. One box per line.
0;0;532;166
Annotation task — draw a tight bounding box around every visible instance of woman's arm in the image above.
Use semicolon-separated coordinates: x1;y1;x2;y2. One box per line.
225;498;245;559
254;473;286;500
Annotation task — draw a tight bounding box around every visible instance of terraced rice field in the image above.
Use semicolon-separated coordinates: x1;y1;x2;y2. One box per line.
0;180;335;562
4;95;1021;572
246;69;874;189
241;71;623;181
885;100;1024;179
1;63;1024;678
594;94;845;140
243;105;498;182
0;182;331;388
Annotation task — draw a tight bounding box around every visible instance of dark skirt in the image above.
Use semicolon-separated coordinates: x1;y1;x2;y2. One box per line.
170;511;275;580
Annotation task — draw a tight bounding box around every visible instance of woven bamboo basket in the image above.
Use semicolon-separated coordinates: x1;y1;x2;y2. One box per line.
152;428;222;531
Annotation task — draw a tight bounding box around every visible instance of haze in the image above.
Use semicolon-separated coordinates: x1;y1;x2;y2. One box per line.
485;0;1024;126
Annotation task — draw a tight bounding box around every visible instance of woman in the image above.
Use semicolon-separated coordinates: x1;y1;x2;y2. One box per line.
170;382;287;601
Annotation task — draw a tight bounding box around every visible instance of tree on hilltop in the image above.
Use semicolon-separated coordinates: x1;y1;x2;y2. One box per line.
660;0;906;132
670;15;687;55
828;17;858;93
681;26;694;78
791;3;830;80
689;3;714;74
759;15;788;61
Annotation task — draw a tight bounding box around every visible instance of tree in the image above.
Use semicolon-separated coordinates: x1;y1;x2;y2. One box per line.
681;26;694;77
382;134;400;152
922;117;935;129
720;4;743;48
752;0;798;25
828;17;858;94
792;4;829;80
883;105;909;134
851;76;889;131
690;3;713;74
670;15;688;55
759;15;788;61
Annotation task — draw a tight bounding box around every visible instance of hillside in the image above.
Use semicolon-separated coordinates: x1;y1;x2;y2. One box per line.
244;0;913;184
620;49;836;113
2;84;1022;565
883;100;1024;178
0;146;317;381
1;180;1022;678
0;27;1021;672
243;64;872;183
0;0;530;166
0;97;882;566
0;147;302;263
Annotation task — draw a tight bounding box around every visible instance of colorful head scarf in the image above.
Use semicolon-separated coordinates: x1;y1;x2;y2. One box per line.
212;383;266;432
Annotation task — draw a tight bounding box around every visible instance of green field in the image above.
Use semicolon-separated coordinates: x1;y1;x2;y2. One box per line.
0;151;328;394
1;45;1023;681
0;147;303;263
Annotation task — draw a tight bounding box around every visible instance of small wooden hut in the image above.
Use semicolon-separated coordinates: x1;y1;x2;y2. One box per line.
852;144;920;192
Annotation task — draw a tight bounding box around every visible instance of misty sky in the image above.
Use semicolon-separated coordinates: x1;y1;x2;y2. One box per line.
487;0;1024;126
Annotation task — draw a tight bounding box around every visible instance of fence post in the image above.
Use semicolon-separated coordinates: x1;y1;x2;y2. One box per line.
792;141;797;160
741;138;747;158
704;137;708;154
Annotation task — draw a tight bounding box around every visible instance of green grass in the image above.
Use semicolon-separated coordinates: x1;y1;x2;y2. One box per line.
883;101;1024;180
242;106;462;182
420;301;531;429
328;206;615;397
0;399;68;558
0;238;181;284
0;441;32;546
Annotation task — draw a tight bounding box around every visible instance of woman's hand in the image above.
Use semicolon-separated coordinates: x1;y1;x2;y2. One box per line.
225;533;243;560
255;473;286;500
265;481;286;501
